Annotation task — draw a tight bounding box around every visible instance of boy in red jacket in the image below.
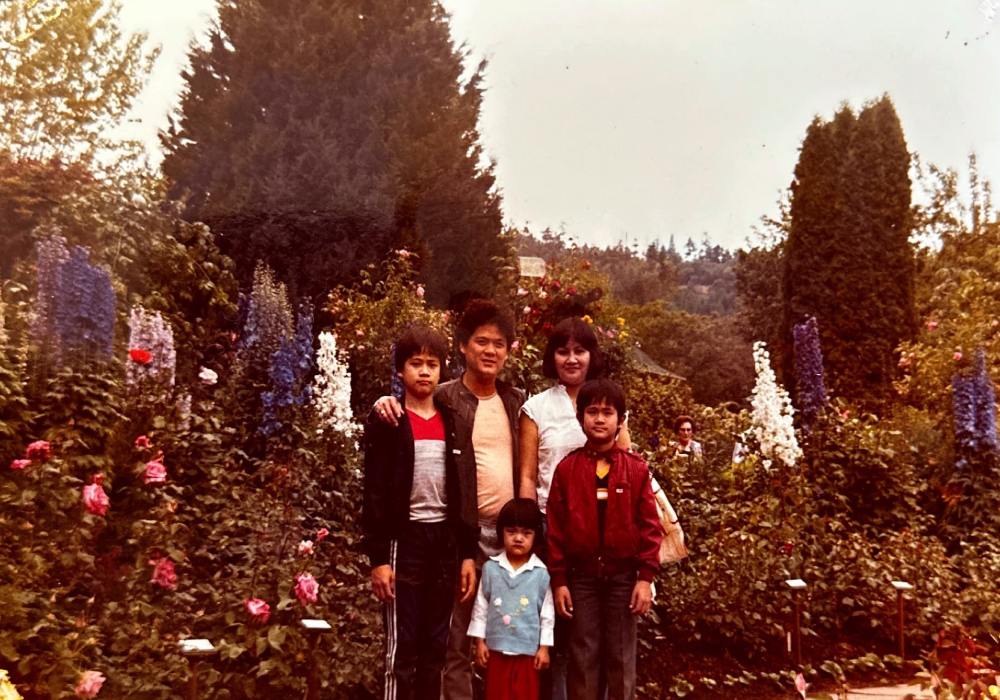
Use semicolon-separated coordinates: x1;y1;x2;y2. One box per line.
545;379;661;700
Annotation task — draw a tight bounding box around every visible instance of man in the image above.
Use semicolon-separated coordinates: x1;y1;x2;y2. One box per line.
376;299;524;699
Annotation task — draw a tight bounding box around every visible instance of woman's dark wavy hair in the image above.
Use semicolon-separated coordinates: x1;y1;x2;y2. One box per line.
541;317;604;381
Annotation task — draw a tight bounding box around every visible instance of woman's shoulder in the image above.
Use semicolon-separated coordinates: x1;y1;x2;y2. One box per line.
522;384;569;416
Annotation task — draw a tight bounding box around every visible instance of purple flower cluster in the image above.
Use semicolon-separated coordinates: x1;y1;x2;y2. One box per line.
390;343;404;400
792;316;827;428
33;237;115;363
952;349;998;462
261;306;315;436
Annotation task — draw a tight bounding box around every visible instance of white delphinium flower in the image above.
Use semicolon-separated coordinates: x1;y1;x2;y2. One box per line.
750;342;802;469
126;306;176;394
312;331;358;438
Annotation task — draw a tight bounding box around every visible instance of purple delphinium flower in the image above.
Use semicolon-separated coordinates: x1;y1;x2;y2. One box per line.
31;233;70;348
792;316;827;429
51;245;115;362
260;305;314;436
972;349;998;452
952;373;977;462
390;343;404;400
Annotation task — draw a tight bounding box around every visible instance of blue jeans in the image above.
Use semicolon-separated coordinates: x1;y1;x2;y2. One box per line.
566;571;637;700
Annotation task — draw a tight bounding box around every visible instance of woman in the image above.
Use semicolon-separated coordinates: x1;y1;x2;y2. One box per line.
670;415;703;460
518;317;630;510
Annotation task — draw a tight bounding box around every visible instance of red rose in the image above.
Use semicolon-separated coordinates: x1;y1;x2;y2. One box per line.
129;348;153;364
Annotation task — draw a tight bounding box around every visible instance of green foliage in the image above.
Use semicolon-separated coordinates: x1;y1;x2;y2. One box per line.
326;249;449;414
0;0;156;160
782;96;916;405
162;0;503;306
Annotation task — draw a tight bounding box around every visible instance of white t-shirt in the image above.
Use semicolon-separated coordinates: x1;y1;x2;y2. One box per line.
520;384;586;514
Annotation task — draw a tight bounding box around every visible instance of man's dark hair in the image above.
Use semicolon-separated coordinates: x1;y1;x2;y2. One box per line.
541;317;605;380
575;378;627;425
394;325;450;372
455;299;515;347
495;497;544;546
673;415;696;433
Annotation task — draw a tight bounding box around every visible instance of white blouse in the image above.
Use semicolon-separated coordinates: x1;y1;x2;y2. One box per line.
520;384;586;514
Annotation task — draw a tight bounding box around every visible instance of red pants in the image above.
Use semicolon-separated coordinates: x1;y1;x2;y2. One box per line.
485;653;538;700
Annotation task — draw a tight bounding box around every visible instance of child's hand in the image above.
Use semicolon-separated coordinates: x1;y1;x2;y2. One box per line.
533;646;550;671
474;638;490;668
554;585;573;619
629;580;652;615
371;565;395;601
458;559;477;602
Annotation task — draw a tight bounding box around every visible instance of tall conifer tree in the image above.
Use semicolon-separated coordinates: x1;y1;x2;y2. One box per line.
782;96;915;403
161;0;503;305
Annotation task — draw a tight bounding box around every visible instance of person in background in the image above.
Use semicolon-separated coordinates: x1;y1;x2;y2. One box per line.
670;415;703;460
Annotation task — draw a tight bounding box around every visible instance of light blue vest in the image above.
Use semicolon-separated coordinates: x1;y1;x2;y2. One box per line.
480;559;550;656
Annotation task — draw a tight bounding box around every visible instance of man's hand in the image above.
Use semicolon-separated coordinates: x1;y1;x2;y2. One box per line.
458;559;477;603
474;638;490;668
373;396;403;426
533;646;550;671
371;565;395;601
629;580;652;615
554;585;573;619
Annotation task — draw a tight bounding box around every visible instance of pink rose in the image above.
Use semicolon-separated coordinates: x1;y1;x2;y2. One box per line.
294;572;319;606
316;527;329;542
74;670;105;698
143;457;167;485
954;351;963;362
510;340;520;352
926;320;938;332
134;435;151;450
25;440;52;461
82;475;110;516
244;597;271;625
416;285;425;298
502;614;511;625
150;557;178;590
10;458;31;470
523;306;532;315
297;539;314;556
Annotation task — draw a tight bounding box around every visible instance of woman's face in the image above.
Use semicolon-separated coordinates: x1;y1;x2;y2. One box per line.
554;339;590;387
677;421;694;444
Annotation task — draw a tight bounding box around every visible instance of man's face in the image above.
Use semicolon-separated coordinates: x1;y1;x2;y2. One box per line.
398;351;441;400
581;398;621;445
459;323;508;381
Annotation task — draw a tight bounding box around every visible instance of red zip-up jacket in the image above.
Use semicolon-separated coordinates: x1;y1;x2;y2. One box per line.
545;446;662;589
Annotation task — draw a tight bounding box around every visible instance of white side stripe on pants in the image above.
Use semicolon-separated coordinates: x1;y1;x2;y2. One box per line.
383;539;398;700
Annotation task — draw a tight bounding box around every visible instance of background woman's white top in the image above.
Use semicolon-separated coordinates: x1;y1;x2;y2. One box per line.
520;383;586;514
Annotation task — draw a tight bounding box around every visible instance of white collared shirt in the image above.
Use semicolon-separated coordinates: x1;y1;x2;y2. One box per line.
467;552;555;650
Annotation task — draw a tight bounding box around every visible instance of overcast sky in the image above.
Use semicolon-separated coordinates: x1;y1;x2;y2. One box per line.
119;1;1000;251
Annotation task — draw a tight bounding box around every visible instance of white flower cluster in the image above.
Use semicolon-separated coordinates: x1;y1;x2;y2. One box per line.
126;306;176;394
311;331;358;438
750;342;802;469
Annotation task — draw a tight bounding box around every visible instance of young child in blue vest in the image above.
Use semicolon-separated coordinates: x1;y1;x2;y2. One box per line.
468;498;555;700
